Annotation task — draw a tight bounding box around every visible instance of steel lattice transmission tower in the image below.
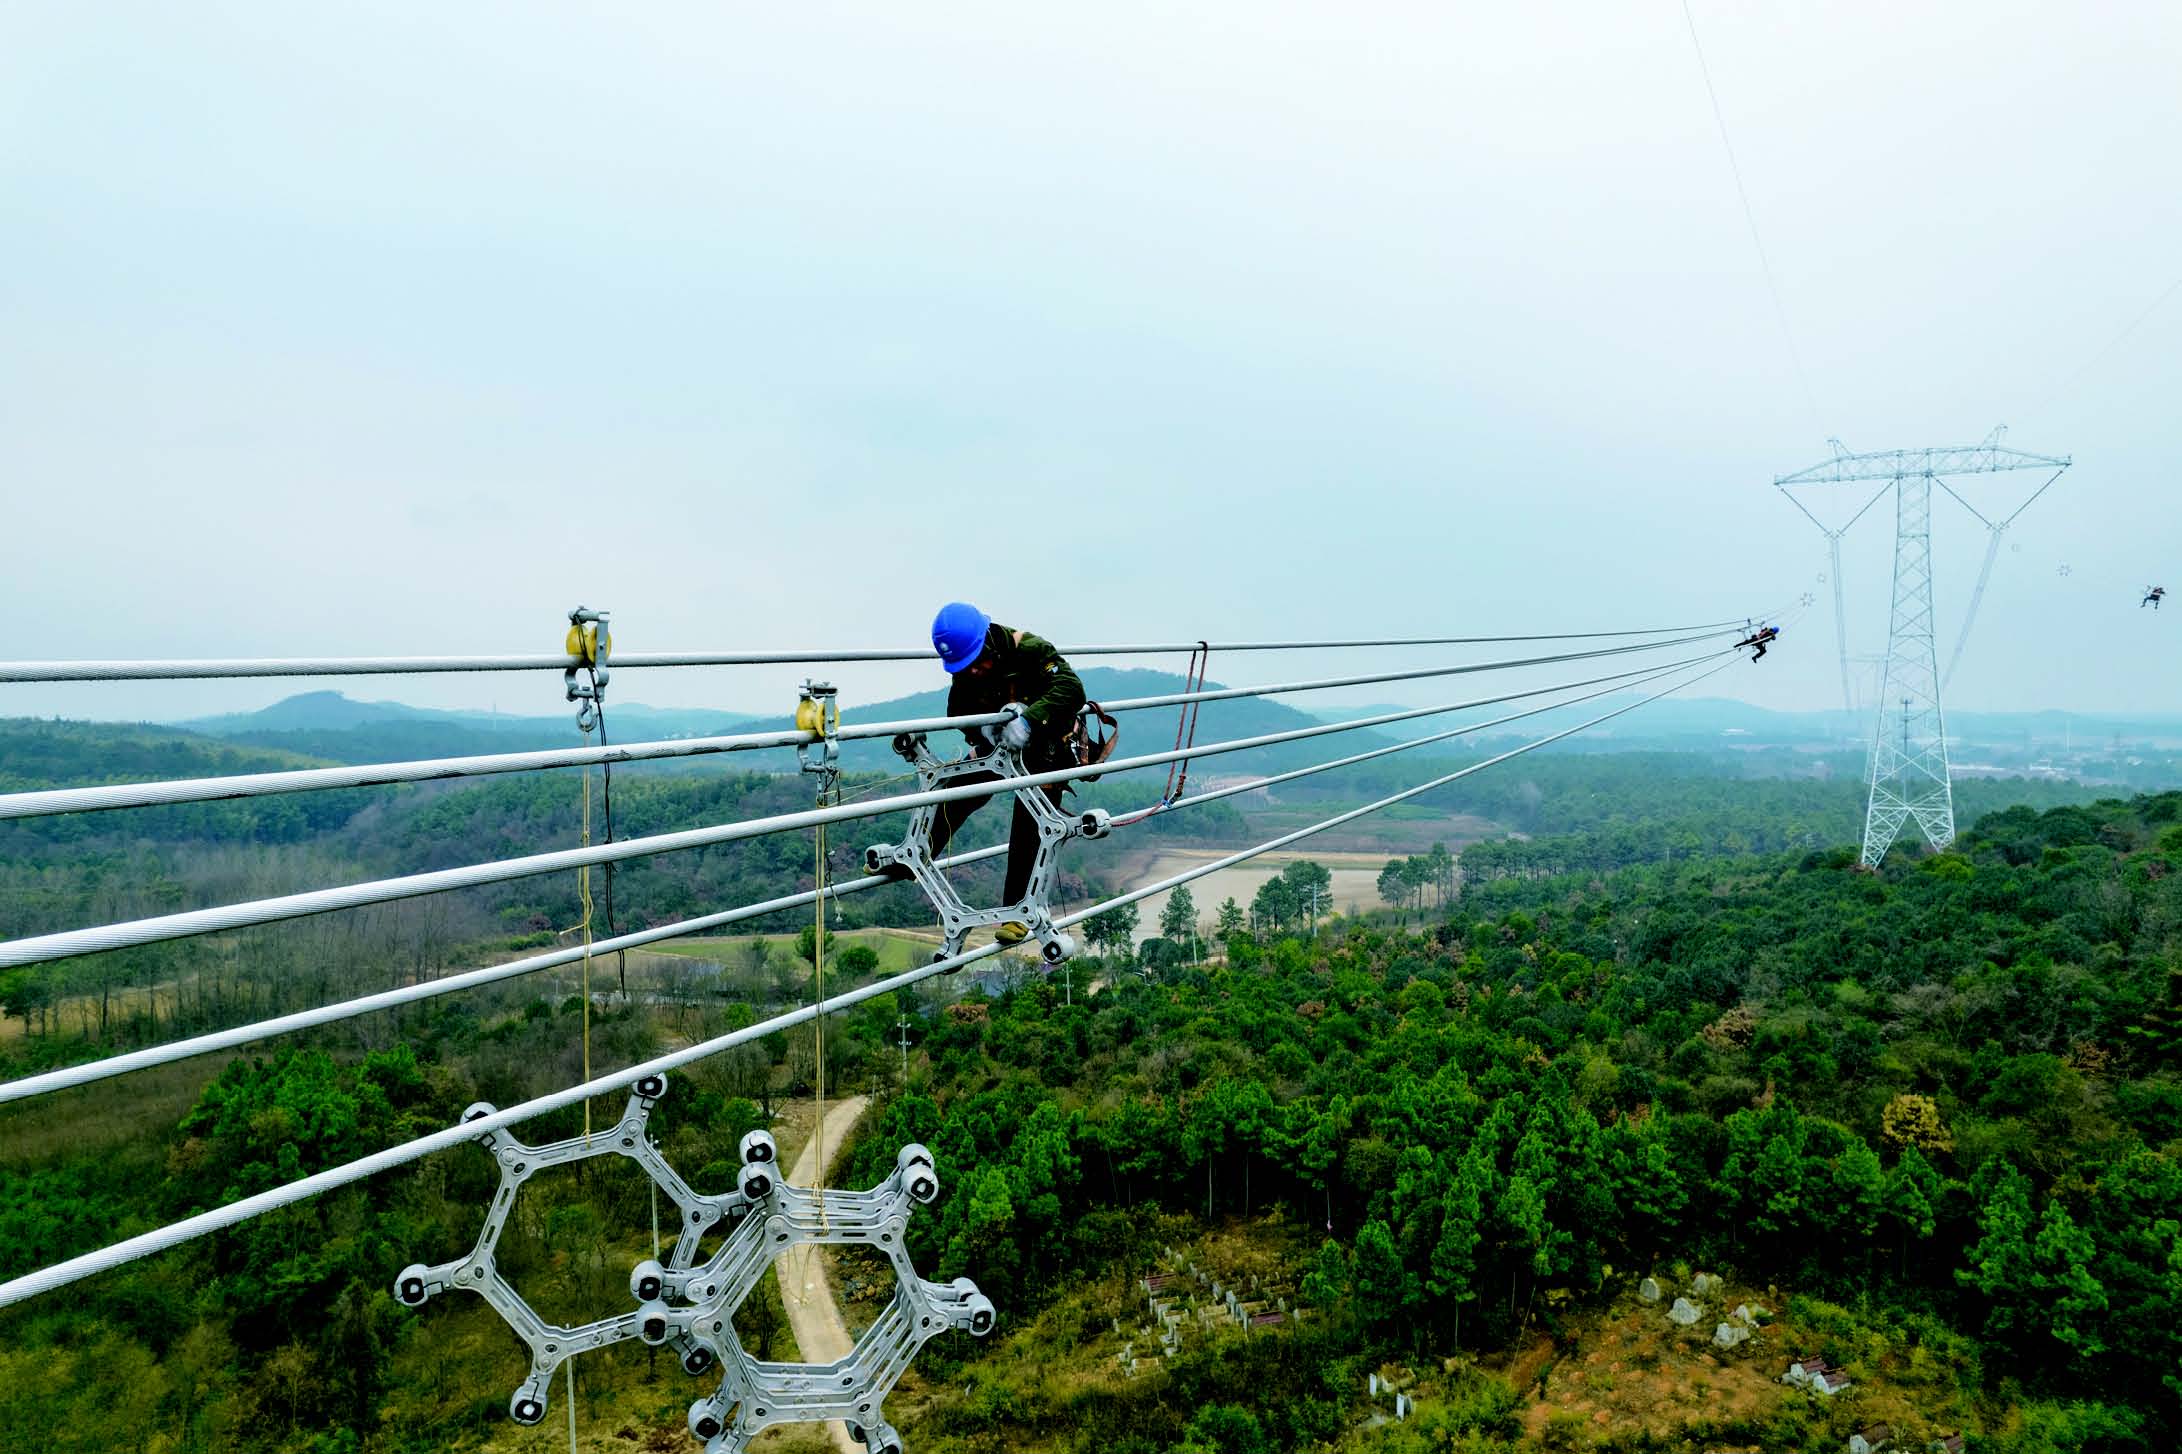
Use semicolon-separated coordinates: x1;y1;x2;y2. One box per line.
1776;431;2070;868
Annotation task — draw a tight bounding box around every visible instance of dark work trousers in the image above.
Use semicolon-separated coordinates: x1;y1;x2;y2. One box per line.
925;769;1069;904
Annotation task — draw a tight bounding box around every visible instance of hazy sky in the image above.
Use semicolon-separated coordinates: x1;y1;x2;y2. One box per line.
3;2;2177;726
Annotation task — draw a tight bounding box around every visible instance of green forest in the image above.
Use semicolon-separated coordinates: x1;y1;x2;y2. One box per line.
1;718;2177;1452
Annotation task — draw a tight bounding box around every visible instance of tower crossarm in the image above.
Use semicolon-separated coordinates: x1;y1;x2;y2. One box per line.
1774;442;2069;487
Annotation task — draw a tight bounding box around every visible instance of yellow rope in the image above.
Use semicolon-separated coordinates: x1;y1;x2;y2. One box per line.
578;763;594;1139
813;818;827;1231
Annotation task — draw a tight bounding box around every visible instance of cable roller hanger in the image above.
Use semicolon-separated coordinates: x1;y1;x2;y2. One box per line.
563;606;610;732
0;657;1729;1314
0;649;1721;1107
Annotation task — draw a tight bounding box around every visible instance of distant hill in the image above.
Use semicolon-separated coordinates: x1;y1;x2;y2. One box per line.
24;674;1387;778
180;691;766;763
0;718;376;845
78;674;1394;776
0;717;328;789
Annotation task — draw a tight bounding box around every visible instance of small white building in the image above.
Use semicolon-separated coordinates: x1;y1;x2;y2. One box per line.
1782;1356;1850;1396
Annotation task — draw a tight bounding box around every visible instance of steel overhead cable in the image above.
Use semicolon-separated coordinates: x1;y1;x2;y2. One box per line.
0;649;1722;1106
0;657;1730;1311
0;713;1011;822
0;635;1755;970
1678;0;1821;436
1068;659;1734;927
2034;269;2182;415
0;627;1734;822
0;640;1735;963
0;619;1765;683
1080;627;1730;715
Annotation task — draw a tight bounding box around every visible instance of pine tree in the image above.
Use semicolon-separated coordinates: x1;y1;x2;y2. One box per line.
1883;1144;1940;1279
2035;1200;2109;1358
1832;1141;1885;1252
1158;885;1198;947
1959;1164;2038;1341
1351;1219;1406;1336
1431;1156;1486;1348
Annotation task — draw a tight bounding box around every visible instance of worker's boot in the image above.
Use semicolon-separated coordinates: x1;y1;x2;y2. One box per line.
993;922;1030;946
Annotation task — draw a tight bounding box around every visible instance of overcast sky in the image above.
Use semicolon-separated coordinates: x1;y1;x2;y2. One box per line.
2;2;2176;726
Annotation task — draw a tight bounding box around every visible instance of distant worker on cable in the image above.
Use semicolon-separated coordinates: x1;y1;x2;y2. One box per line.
913;602;1086;945
1736;623;1781;662
2144;586;2165;610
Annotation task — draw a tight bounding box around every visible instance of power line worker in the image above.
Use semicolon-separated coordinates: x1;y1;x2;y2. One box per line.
1735;624;1781;661
2144;586;2165;609
920;602;1086;945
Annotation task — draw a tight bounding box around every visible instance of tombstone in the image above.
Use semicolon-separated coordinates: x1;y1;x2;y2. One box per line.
1668;1297;1703;1326
1691;1272;1724;1298
1713;1321;1752;1349
1638;1276;1664;1304
1369;1373;1382;1397
1394;1393;1411;1421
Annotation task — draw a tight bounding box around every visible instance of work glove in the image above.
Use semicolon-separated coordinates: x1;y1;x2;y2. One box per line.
999;706;1034;751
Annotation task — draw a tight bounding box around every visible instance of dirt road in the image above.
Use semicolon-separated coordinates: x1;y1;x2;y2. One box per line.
777;1094;872;1454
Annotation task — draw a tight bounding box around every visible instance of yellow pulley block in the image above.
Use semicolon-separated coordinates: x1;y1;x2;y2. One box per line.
564;607;612;732
564;620;610;665
797;681;840;780
794;692;837;736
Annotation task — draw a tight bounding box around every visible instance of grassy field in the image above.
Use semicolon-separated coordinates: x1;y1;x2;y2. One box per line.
644;927;939;976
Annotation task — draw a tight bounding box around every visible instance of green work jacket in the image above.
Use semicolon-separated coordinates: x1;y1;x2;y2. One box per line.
944;624;1085;770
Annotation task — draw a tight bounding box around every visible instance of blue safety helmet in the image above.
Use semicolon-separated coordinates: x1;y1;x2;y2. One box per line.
932;601;992;674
